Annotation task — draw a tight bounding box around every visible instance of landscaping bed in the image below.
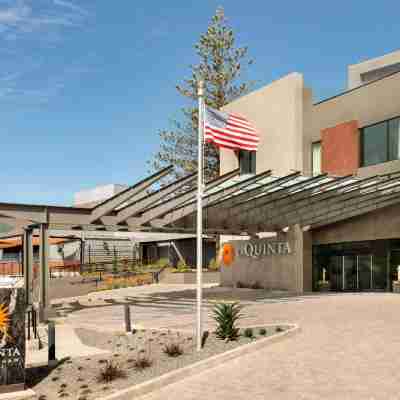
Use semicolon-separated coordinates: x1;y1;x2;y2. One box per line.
27;324;291;400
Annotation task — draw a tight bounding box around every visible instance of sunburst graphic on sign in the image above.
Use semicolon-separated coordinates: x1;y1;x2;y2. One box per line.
218;243;235;267
0;303;11;344
0;304;9;332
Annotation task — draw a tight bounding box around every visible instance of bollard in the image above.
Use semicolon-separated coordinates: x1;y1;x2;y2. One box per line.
124;304;131;333
48;321;56;366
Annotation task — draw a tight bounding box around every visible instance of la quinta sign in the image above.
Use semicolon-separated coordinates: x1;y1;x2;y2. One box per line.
238;240;291;258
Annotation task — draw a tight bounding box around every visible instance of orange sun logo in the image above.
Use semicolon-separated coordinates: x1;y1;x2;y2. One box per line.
0;303;10;343
218;243;235;267
0;304;9;331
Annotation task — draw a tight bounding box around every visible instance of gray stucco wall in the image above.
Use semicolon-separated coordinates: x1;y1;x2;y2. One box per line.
312;203;400;245
220;73;310;177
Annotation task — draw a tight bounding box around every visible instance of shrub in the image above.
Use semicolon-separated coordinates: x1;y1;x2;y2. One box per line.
156;258;170;268
208;258;219;271
236;281;245;288
276;326;284;333
162;342;184;357
259;328;267;336
243;328;254;338
97;360;126;383
213;302;243;341
176;260;191;272
133;355;152;370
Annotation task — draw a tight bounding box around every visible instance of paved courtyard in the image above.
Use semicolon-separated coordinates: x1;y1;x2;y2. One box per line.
52;286;400;399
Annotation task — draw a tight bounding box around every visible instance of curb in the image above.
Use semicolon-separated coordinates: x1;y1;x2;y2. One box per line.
0;389;36;400
99;323;300;400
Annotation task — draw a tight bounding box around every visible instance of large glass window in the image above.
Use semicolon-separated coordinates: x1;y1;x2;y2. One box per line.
311;141;322;176
361;116;400;167
362;121;388;166
389;118;400;161
239;150;256;175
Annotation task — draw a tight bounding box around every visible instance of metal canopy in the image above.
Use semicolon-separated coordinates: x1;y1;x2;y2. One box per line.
3;166;400;236
165;171;400;233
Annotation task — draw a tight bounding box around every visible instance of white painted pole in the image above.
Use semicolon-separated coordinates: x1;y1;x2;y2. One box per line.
196;79;205;352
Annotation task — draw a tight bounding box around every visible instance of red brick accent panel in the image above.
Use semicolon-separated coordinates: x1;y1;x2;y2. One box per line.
321;120;359;176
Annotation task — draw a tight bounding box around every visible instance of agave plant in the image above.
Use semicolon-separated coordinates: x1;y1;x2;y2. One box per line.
212;302;243;341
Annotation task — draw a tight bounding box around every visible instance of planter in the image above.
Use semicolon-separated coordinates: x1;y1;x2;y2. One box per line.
161;271;220;284
317;281;330;292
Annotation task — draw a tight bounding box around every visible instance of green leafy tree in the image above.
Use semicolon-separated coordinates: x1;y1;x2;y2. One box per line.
149;7;254;183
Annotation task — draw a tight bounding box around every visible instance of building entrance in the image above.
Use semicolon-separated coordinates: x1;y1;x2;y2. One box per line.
313;240;389;291
329;255;373;291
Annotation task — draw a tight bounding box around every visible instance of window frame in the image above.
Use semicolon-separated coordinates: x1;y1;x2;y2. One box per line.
360;115;400;167
311;140;322;176
238;150;256;175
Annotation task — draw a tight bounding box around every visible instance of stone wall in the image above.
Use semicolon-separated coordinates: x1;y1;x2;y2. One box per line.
161;271;220;285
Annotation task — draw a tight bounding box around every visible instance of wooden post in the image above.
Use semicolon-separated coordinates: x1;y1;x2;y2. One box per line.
48;321;56;365
124;304;131;333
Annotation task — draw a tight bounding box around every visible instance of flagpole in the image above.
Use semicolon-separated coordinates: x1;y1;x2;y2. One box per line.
196;79;204;352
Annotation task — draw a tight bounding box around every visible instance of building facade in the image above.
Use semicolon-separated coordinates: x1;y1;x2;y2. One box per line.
220;51;400;293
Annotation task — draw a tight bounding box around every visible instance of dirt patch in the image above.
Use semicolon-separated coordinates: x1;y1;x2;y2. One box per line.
27;325;289;399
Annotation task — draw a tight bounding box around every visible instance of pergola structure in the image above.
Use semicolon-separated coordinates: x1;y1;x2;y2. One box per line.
3;165;400;319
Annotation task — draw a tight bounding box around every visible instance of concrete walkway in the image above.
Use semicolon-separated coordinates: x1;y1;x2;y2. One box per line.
26;324;109;367
130;292;400;400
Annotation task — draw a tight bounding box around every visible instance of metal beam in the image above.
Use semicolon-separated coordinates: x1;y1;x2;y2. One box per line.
239;174;398;232
310;190;400;230
304;181;400;229
89;165;173;223
23;229;33;306
115;171;198;224
127;168;240;226
288;175;400;227
208;174;331;230
155;170;273;227
39;223;50;322
0;203;48;223
207;171;302;210
262;174;383;228
236;175;352;229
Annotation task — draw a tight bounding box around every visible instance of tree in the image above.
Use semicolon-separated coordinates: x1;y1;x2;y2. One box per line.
149;7;254;183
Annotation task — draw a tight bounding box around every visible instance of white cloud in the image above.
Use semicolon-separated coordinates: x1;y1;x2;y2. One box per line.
0;0;88;35
53;0;88;16
0;2;31;24
0;1;93;106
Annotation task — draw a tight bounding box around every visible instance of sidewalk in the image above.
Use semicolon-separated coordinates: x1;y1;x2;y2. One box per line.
26;324;109;367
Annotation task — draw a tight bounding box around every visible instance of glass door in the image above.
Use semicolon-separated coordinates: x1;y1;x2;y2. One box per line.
390;250;400;290
329;256;343;291
343;256;357;290
358;255;372;290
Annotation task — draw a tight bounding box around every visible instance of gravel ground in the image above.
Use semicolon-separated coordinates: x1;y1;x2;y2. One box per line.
27;325;288;400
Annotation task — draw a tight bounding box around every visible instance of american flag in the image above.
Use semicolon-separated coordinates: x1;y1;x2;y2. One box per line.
204;106;260;151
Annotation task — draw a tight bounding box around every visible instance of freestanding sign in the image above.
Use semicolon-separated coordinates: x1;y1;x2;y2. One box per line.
0;280;25;393
219;236;303;292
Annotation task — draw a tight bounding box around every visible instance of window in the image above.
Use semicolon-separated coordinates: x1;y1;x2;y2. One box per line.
361;116;400;167
239;150;256;175
389;118;400;161
311;141;322;176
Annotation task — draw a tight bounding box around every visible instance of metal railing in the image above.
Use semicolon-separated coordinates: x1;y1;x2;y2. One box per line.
0;261;23;276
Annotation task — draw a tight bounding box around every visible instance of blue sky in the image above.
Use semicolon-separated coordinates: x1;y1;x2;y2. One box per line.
1;0;399;205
